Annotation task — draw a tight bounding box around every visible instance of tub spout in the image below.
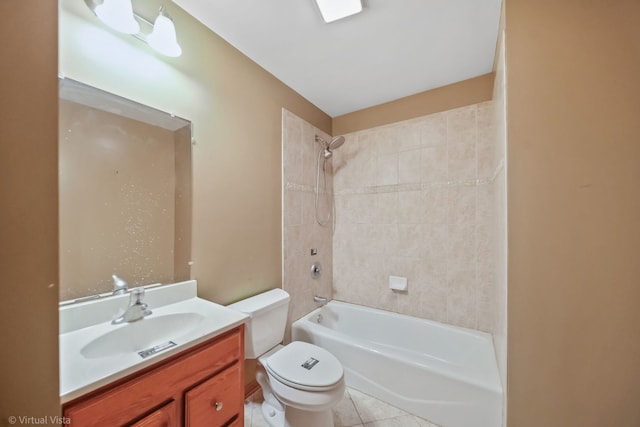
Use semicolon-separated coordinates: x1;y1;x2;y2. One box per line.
313;295;328;306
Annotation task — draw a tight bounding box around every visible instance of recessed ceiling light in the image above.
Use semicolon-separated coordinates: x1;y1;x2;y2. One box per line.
314;0;362;23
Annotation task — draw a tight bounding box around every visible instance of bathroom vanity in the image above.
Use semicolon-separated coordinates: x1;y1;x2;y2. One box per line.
60;280;248;427
63;327;244;426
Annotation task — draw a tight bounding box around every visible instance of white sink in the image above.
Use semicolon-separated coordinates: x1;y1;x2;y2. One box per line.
80;312;205;359
59;280;248;403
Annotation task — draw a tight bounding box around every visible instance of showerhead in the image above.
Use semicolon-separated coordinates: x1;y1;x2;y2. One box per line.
328;136;345;150
315;135;346;158
313;135;344;226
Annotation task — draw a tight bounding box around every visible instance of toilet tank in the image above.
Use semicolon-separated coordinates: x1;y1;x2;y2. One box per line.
227;288;290;359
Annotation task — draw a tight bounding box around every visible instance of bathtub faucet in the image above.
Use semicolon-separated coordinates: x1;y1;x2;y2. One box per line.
313;295;328;306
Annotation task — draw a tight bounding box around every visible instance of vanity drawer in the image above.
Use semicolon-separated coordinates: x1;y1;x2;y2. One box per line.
185;362;243;427
129;400;177;427
64;327;243;427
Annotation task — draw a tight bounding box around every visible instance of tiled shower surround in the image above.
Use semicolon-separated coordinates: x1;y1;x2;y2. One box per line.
332;103;502;331
282;97;505;333
282;110;334;329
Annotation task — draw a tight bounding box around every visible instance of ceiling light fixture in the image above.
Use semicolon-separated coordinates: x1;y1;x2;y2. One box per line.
314;0;363;23
85;0;182;57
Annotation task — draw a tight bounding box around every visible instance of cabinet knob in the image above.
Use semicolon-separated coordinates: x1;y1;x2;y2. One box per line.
213;401;223;412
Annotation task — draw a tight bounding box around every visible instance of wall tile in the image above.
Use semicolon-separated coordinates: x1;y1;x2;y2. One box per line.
285;101;503;343
376;127;402;156
448;143;477;181
420;113;447;147
398;148;422;184
396;224;423;257
376;152;399;186
397;124;421;152
397;190;422;224
301;120;318;188
376;192;398;225
284;188;303;226
447;185;477;225
421;186;448;225
446;266;477;329
282;111;334;331
284;225;303;263
334;132;377;190
477;140;497;180
446;105;477;146
420;223;448;266
421;145;448;184
283;111;303;185
446;220;477;265
329;102;499;331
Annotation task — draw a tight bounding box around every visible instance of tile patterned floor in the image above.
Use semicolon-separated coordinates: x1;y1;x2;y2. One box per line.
244;387;440;427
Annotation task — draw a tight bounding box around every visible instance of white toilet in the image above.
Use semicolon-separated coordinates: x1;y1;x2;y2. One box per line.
228;289;345;427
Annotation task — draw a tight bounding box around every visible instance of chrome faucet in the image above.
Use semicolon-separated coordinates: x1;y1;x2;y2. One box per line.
112;288;152;324
112;274;128;295
313;295;328;306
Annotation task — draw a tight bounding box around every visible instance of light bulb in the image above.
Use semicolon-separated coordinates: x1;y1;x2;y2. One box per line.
147;9;182;57
94;0;140;34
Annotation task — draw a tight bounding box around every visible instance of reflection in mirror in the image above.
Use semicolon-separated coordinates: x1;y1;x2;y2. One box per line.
59;78;192;302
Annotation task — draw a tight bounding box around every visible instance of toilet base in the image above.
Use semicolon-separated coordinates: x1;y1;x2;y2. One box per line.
261;401;284;427
260;401;334;427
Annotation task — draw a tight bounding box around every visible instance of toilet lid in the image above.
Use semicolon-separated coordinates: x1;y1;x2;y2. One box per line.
265;341;343;390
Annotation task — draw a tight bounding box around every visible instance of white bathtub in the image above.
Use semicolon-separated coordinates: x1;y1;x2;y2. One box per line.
291;301;502;427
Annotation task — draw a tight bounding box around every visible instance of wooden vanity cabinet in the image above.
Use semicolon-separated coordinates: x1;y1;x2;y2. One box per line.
130;400;178;427
185;363;242;426
63;326;244;427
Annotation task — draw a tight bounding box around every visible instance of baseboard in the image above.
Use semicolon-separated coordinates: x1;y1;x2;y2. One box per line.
245;380;261;400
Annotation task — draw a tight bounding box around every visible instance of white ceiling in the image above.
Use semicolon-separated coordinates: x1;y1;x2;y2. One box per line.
173;0;502;117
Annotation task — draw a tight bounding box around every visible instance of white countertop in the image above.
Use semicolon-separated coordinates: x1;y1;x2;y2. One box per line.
59;280;248;403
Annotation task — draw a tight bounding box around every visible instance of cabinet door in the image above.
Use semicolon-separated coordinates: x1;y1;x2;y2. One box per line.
185;363;243;427
64;328;243;427
129;400;177;427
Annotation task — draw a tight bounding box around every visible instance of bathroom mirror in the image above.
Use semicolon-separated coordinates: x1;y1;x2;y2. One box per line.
59;78;192;302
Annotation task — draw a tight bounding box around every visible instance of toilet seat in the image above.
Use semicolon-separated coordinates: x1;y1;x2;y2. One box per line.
263;366;345;412
265;341;344;392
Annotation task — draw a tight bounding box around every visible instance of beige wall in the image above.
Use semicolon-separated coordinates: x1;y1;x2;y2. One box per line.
333;73;494;135
0;0;60;424
59;0;331;307
506;0;640;426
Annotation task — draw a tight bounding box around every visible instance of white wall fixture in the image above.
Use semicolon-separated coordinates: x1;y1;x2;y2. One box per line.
314;0;362;23
85;0;182;57
146;6;182;57
389;275;408;292
94;0;140;34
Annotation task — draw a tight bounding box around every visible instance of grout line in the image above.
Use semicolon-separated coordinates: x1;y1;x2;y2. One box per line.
346;388;366;426
286;161;505;197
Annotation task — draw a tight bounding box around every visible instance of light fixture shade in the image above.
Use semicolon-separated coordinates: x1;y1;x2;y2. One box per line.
147;9;182;57
314;0;362;23
94;0;140;34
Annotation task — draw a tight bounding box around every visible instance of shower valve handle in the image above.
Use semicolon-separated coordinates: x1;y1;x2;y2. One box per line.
310;262;322;279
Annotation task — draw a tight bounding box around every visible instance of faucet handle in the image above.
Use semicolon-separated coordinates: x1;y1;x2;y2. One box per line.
112;275;128;295
130;287;145;304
